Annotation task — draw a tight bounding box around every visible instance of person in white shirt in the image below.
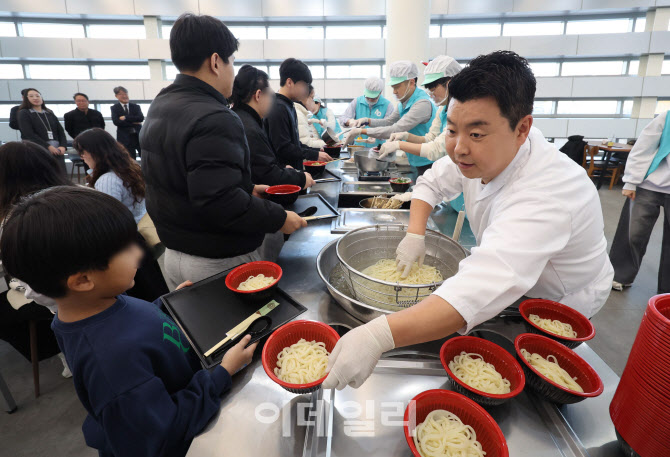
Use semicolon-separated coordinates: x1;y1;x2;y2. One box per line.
294;84;326;149
323;51;613;391
609;110;670;293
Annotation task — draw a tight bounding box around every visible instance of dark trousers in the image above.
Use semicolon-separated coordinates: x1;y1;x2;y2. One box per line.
122;133;140;160
609;186;670;294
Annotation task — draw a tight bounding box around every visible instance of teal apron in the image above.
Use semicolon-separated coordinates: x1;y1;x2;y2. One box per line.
645;110;670;179
397;88;436;168
354;95;391;147
313;107;341;139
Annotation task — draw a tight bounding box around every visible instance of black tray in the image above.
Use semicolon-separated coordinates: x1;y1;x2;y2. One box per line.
286;193;340;220
161;268;307;369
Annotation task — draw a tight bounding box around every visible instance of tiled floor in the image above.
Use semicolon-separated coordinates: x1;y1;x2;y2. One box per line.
0;184;663;456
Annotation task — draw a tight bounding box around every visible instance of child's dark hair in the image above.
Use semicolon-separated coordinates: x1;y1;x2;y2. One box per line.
73;128;145;203
0;141;72;221
170;13;239;72
447;50;535;130
279;58;312;86
0;186;138;298
231;64;270;107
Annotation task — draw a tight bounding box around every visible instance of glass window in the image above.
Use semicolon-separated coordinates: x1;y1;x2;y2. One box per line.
502;21;563;36
267;26;323;40
442;23;500;38
634;17;646;33
561;60;625;76
429;25;441;38
22;22;85;38
628;60;639;75
326;102;350;116
87;24;146;39
529;62;559;77
228;26;266;40
165;63;178;80
556;100;619;115
566;19;630;35
161;24;172;39
28;64;90;79
0;64;24;79
662;60;670;75
622;100;633;116
268;65;280;80
327;65;380;79
138;103;152;115
92;65;150;80
47;104;76;118
533;100;554;115
326;26;381;39
0;22;16;37
656;100;670;115
309;65;325;79
0;104;15;119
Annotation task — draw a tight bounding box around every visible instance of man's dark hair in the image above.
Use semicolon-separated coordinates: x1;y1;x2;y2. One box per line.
73;92;89;100
447;51;536;130
0;186;138;298
113;86;128;95
424;76;451;91
279;58;312;87
231;64;270;107
170;13;239;72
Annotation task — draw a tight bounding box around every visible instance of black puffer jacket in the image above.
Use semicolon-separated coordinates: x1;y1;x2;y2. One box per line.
140;74;286;259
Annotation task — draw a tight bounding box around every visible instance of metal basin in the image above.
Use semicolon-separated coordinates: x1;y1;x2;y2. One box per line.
354;150;392;173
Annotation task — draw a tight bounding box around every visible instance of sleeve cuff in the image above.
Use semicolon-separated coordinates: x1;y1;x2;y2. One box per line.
432;287;476;335
411;187;442;208
623;183;637;191
211;365;233;395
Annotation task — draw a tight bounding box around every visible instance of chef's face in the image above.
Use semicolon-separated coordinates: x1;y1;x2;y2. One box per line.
445;96;532;184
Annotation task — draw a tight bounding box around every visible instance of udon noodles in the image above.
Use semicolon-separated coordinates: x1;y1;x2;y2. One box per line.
448;351;511;394
362;259;442;285
368;195;403;209
520;348;583;392
237;274;275;291
413;409;486;457
274;338;330;384
529;314;578;338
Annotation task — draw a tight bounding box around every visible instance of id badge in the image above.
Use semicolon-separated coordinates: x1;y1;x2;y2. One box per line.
47;131;54;140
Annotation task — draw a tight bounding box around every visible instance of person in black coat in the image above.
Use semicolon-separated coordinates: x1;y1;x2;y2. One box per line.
140;13;307;285
16;88;67;175
231;65;316;190
8;89;28;130
64;92;105;139
263;58;332;170
111;86;143;160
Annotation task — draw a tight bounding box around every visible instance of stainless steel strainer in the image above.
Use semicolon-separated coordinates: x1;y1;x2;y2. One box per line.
335;225;467;308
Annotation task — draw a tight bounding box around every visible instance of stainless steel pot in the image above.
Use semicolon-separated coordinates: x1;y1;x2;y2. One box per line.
354;149;393;173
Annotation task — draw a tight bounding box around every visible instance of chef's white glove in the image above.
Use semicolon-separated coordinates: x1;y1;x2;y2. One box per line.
389;132;410;142
319;119;327;127
353;117;370;128
322;316;395;390
395;232;426;278
344;128;362;145
307;118;320;125
378;141;400;160
346;119;357;127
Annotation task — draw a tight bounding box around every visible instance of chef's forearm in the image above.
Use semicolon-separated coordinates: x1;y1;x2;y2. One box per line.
407;199;433;235
399;141;422;157
387;294;466;347
406;133;426;144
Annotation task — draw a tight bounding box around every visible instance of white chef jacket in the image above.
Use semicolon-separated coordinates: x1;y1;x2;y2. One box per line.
622;110;670;194
412;127;614;333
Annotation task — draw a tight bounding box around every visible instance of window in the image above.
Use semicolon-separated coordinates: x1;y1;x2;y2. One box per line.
309;65;325;79
561;61;625;76
268;65;280;80
622;100;633;116
566;19;630;35
0;22;16;37
634;17;646;33
267;26;323;40
442;23;500;38
325;102;350;116
327;65;381;79
28;64;90;79
529;62;559;77
161;24;172;39
233;65;269;76
165;63;178;80
47;104;76;118
0;104;15;119
228;26;266;40
87;24;146;39
138;103;152;115
0;64;24;79
556;100;619;115
326;26;381;39
628;60;639;75
92;65;150;80
429;25;441;38
662;60;670;75
502;21;563;36
656;100;670;115
532;100;554;115
22;22;85;38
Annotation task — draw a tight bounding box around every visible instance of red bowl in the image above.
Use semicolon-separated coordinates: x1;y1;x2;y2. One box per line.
648;294;670;326
262;320;340;394
323;144;342;158
439;336;525;406
303;161;327;178
404;389;509;457
519;299;595;348
225;261;282;303
265;184;301;206
514;333;603;404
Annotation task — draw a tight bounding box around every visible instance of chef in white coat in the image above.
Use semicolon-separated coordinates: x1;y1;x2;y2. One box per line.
323;51;614;391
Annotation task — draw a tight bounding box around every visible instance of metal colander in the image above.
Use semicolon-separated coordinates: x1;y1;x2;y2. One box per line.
335;225;467;309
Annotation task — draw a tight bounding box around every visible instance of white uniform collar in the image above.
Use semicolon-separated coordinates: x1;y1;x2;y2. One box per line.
476;135;532;201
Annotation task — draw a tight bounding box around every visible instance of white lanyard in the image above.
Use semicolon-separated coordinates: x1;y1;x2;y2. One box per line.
35;111;54;140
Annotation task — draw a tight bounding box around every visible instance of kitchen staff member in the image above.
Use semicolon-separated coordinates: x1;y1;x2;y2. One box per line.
344;61;436;175
339;77;394;147
323;51;614;391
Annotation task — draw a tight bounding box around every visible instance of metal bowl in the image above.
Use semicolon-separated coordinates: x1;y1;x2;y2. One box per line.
320;126;340;146
354;149;391;173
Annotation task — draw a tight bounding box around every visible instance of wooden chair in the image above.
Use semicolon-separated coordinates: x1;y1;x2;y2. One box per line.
582;145;623;189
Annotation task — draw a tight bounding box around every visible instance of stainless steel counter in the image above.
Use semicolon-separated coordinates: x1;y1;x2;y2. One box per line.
186;163;623;457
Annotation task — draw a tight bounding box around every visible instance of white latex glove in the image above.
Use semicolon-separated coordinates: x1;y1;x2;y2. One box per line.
353;117;370;128
319;119;327;127
395;232;426;278
344;128;362;145
322;316;395;390
389;132;410;142
307;118;319;125
378;141;400;160
346;119;357;127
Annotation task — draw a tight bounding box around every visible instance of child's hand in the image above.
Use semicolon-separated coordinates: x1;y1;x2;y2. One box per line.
221;335;259;375
176;280;193;290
